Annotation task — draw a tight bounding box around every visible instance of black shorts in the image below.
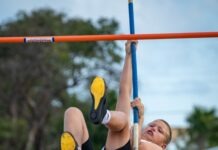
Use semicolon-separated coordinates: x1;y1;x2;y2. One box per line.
82;138;93;150
104;140;131;150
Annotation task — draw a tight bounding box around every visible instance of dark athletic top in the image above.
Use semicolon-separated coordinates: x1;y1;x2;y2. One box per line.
103;140;131;150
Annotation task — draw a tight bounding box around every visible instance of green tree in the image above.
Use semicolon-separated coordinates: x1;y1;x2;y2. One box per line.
186;106;218;150
174;106;218;150
0;8;122;150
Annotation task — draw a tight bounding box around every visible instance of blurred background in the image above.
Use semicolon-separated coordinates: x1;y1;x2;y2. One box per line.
0;0;218;150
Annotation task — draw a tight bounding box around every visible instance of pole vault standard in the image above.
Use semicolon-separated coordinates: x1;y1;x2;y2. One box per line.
0;32;218;43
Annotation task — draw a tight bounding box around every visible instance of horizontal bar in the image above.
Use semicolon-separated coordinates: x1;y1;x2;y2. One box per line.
0;32;218;43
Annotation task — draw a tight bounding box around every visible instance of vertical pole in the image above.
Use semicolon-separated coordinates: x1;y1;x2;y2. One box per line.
128;0;139;149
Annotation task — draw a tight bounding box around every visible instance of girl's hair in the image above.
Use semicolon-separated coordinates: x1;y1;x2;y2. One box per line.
158;119;172;145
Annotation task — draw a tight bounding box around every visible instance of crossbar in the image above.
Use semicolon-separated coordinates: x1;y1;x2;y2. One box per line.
0;32;217;43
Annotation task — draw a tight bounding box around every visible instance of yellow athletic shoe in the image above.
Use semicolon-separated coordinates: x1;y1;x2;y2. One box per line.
90;76;107;124
61;132;78;150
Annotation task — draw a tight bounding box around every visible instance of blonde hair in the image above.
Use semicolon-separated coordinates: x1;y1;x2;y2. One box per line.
157;119;172;145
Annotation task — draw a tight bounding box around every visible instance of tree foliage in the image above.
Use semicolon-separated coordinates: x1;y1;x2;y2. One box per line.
186;106;218;150
0;8;122;150
174;106;218;150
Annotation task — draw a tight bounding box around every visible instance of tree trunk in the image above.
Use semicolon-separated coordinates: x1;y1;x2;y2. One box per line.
25;123;39;150
197;136;206;150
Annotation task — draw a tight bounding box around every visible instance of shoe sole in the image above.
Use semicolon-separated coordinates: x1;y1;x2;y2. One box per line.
61;132;77;150
90;76;106;124
90;76;106;110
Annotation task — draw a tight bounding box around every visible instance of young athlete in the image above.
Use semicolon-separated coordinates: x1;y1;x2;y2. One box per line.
61;41;172;150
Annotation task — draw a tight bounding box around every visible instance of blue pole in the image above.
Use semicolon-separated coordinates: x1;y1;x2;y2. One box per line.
128;0;139;149
128;0;139;125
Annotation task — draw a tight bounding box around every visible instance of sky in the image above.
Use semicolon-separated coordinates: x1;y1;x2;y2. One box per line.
0;0;218;129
